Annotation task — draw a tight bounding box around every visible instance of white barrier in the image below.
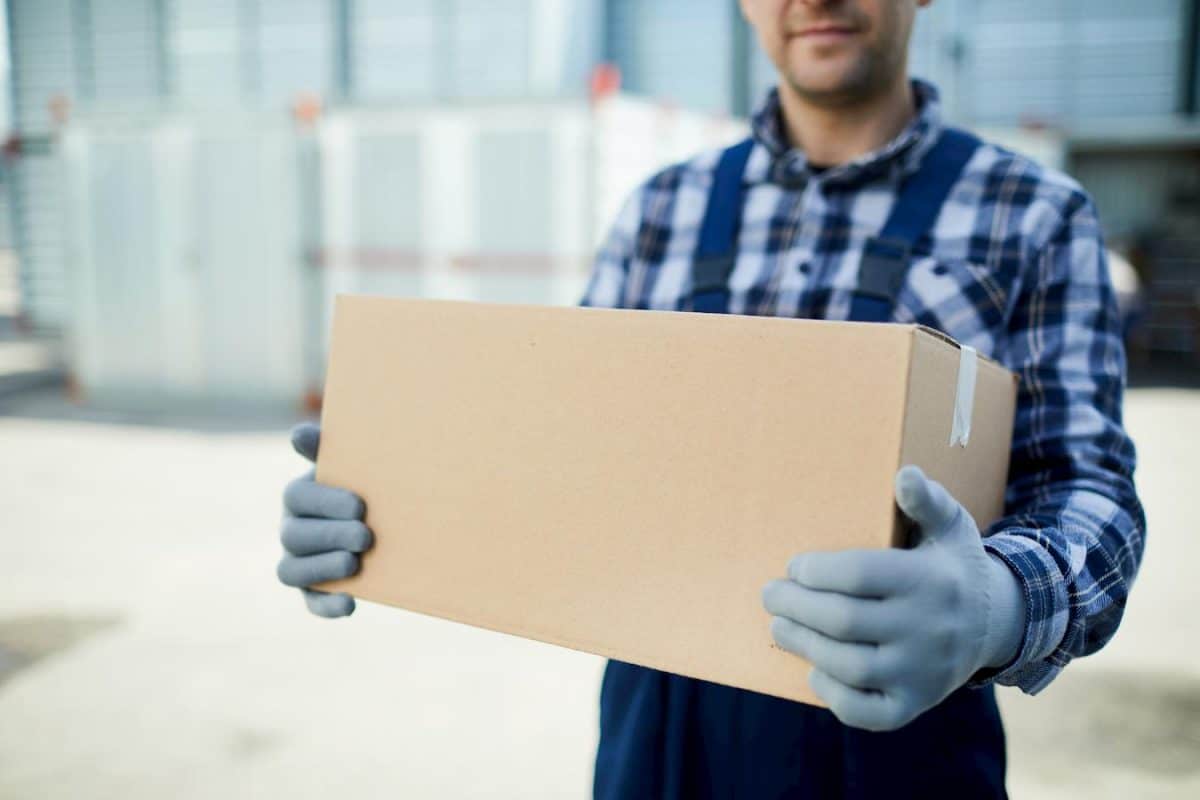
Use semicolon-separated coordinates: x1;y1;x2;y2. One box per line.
60;114;309;409
57;95;748;409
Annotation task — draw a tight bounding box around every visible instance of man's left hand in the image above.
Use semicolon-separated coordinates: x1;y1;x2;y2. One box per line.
761;465;1026;732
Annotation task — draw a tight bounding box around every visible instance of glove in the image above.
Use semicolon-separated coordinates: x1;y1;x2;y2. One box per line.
761;464;1027;731
276;422;373;618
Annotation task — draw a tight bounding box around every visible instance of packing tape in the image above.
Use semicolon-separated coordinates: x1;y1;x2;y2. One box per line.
950;345;977;447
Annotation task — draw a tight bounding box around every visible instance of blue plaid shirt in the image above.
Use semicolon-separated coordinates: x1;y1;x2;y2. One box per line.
580;78;1146;695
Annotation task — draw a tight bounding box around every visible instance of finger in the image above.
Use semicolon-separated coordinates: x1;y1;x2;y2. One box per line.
283;475;365;520
291;422;321;463
808;666;910;732
786;549;921;598
770;617;896;690
302;589;356;618
276;551;360;588
762;580;900;643
281;517;373;555
894;465;960;532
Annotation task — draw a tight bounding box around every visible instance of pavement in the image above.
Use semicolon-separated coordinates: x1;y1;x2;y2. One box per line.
1;383;1198;799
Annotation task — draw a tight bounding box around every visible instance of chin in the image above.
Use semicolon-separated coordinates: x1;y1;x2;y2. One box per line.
788;74;857;100
783;60;877;106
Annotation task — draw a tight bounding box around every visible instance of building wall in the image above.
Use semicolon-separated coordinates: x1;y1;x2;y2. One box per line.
6;0;596;133
5;0;1199;336
606;0;735;114
7;0;1195;134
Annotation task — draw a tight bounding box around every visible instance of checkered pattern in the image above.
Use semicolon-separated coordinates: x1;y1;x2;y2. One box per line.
580;79;1146;695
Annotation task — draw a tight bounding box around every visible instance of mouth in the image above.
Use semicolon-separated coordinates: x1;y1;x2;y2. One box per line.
792;23;861;44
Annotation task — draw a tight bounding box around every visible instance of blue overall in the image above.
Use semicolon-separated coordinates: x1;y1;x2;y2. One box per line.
593;128;1011;800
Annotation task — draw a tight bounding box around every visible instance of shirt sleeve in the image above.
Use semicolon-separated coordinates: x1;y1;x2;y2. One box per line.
577;183;645;309
963;192;1147;694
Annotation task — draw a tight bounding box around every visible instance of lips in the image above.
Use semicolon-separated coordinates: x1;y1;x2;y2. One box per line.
797;25;858;37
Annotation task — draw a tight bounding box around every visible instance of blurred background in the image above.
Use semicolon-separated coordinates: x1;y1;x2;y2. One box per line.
1;1;1198;798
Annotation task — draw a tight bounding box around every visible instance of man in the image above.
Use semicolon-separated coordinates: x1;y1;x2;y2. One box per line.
276;1;1146;797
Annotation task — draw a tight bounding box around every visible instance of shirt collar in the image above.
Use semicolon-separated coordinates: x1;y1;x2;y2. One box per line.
746;77;944;191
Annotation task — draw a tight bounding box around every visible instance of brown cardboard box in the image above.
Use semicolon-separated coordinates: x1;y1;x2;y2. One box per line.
315;295;1017;707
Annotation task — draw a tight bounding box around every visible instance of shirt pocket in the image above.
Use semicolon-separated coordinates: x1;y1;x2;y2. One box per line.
899;255;1012;334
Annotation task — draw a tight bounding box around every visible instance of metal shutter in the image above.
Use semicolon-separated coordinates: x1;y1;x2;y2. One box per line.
607;0;734;113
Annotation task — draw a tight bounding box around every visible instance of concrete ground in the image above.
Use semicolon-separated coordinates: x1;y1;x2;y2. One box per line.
1;384;1198;799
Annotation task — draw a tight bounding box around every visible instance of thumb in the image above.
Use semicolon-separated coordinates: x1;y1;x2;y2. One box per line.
894;465;961;536
291;422;321;464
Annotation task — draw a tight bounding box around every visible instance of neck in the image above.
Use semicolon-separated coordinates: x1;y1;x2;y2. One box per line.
776;74;916;166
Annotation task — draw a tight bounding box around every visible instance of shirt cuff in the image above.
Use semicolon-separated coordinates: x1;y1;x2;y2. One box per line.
963;531;1070;694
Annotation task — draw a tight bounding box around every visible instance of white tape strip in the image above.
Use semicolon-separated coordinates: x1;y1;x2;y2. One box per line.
950;345;977;447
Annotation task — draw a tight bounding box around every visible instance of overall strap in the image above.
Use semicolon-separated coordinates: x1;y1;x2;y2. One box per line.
690;137;755;314
848;126;981;322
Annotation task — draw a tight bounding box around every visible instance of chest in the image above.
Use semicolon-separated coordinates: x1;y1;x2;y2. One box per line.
622;180;1024;357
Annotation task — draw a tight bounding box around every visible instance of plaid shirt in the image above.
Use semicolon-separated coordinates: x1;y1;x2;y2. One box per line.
579;78;1146;695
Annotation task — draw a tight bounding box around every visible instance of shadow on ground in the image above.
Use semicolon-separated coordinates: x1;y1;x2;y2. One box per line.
0;614;123;687
1002;668;1200;779
0;385;307;434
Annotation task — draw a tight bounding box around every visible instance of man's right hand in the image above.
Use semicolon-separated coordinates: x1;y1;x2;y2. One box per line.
277;422;374;617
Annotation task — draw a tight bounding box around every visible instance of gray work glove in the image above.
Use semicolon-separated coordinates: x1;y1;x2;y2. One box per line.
277;422;373;617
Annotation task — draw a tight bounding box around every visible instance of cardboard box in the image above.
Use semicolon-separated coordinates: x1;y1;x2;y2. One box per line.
315;296;1017;707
